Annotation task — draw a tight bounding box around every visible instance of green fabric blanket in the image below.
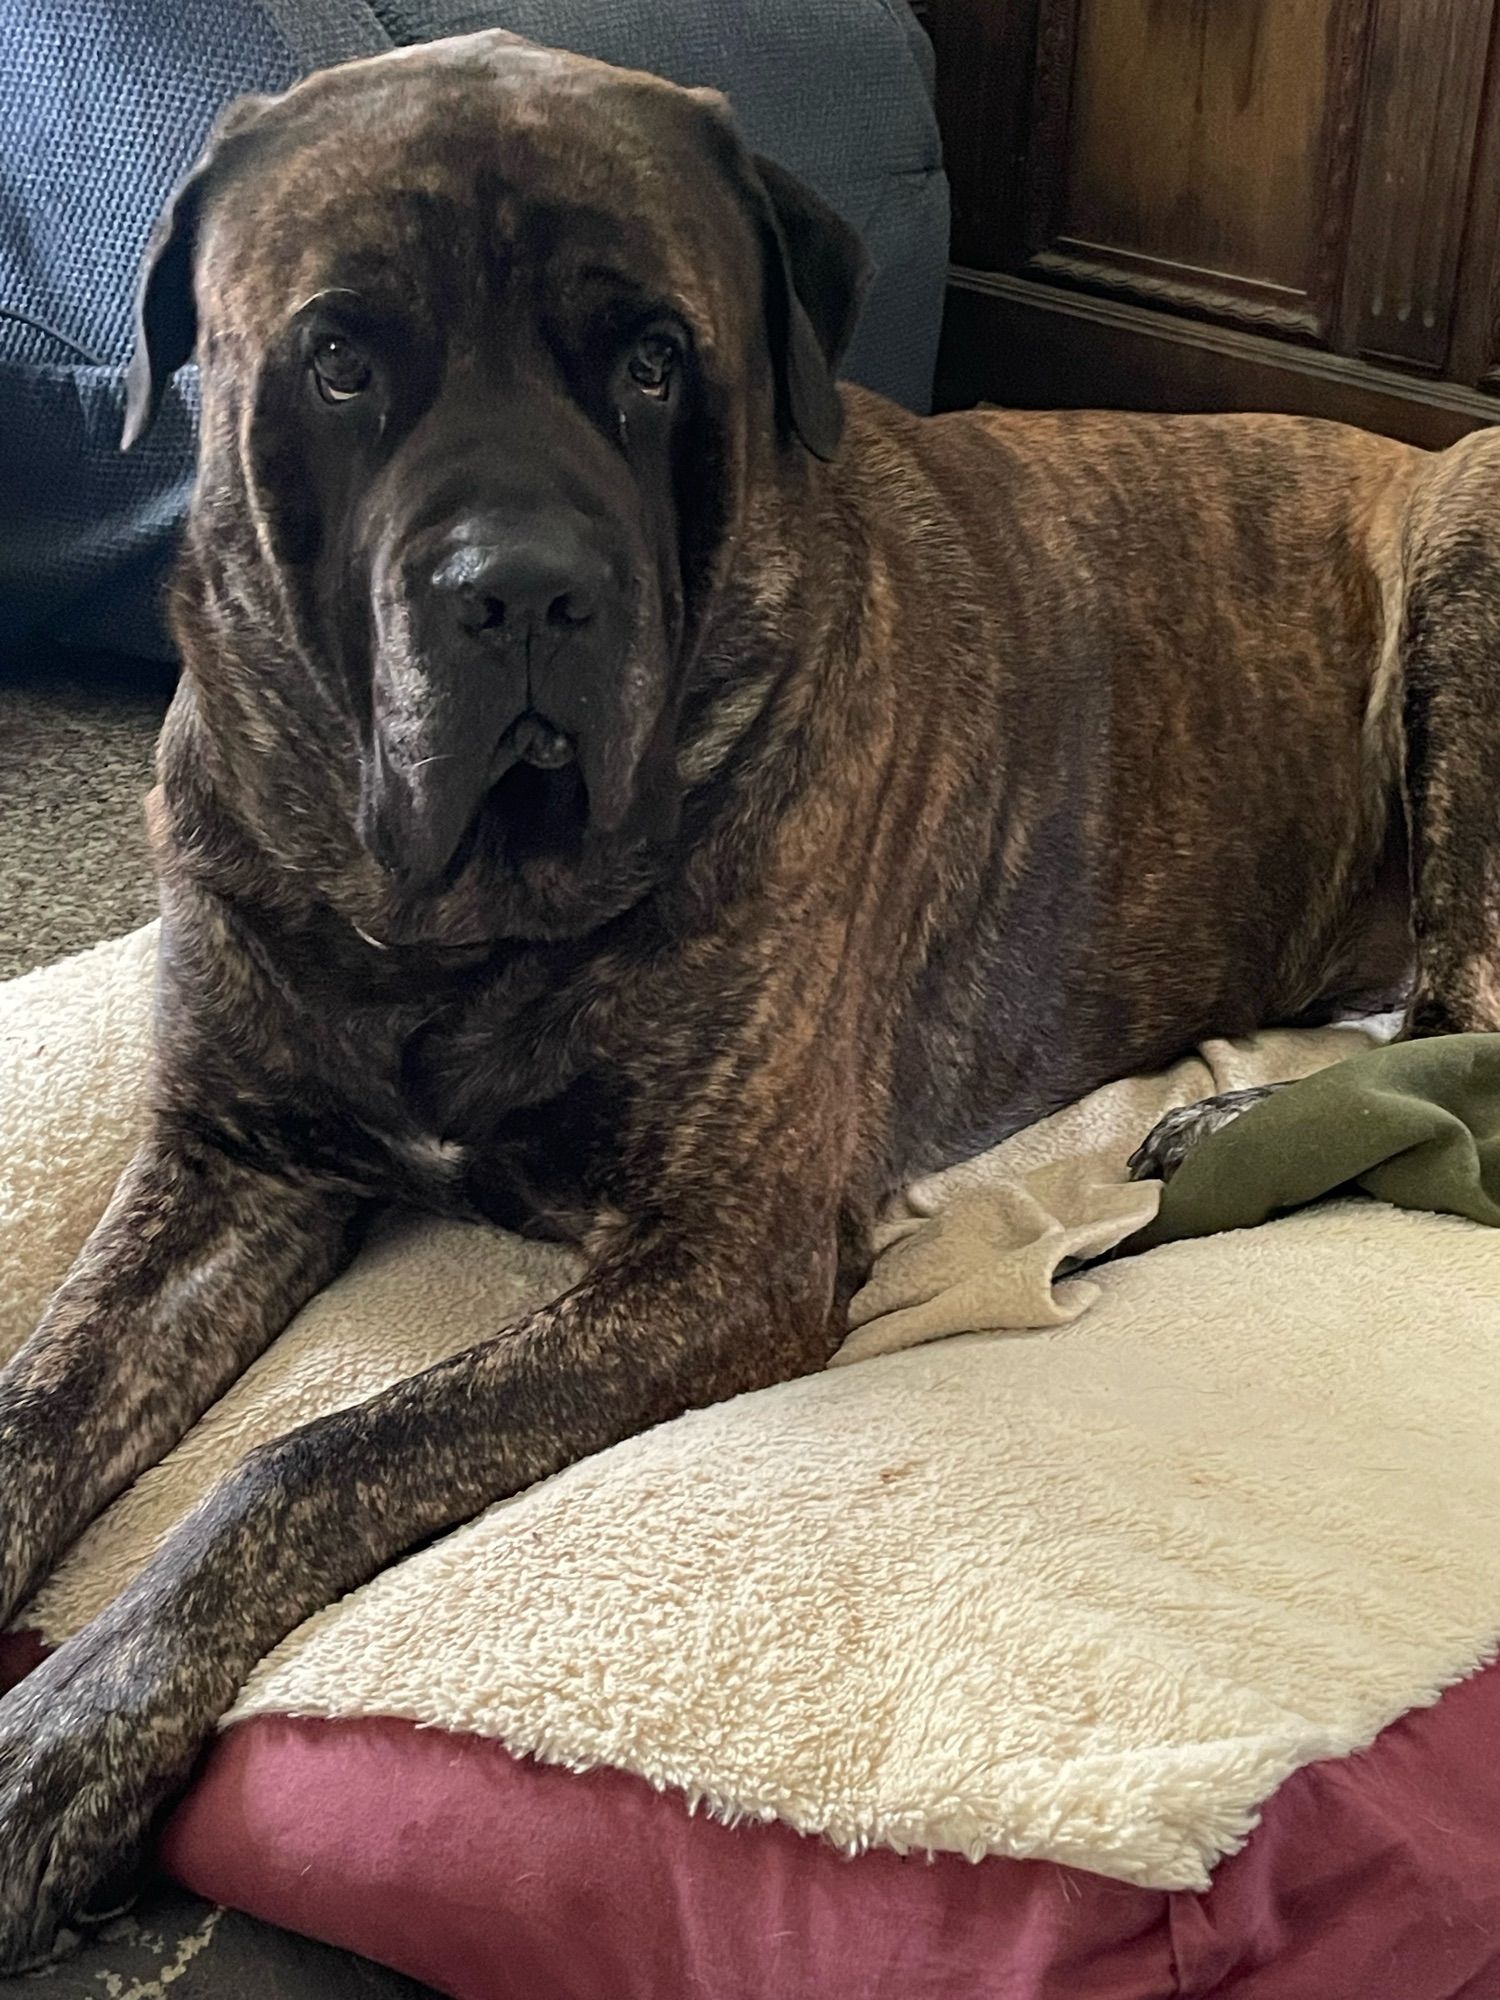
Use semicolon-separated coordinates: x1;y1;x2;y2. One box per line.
1129;1033;1500;1252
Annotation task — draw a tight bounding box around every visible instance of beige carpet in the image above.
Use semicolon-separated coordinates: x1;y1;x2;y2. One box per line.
0;651;169;980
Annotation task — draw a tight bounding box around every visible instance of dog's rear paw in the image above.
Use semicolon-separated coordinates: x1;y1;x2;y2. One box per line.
1127;1084;1283;1184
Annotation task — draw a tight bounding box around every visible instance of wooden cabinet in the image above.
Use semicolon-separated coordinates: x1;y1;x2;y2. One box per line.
927;0;1500;444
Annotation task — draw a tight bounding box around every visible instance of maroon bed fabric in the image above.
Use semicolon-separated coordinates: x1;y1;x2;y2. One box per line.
4;1633;1499;1998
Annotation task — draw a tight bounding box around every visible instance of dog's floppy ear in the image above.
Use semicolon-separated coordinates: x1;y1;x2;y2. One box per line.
121;96;269;451
748;153;872;462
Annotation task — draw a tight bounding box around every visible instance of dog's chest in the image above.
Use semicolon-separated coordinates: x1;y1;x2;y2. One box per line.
328;967;631;1240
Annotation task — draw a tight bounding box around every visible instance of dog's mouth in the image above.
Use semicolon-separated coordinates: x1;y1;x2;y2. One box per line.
482;754;589;863
437;723;591;885
361;698;597;891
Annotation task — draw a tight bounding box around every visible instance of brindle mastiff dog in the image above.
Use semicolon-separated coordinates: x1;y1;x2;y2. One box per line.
2;27;1498;1966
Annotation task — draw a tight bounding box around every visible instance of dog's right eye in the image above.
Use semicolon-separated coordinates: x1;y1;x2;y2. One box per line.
309;336;372;405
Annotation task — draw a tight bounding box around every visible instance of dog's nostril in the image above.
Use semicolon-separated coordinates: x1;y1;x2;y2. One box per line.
548;591;594;629
450;589;508;634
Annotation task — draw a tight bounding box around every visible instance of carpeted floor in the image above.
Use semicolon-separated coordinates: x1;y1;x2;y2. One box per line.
0;648;172;979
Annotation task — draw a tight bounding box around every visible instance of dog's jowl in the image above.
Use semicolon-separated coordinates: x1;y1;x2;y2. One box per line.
3;29;1500;1966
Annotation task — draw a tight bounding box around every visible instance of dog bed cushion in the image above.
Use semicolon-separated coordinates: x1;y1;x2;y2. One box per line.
4;928;1500;1998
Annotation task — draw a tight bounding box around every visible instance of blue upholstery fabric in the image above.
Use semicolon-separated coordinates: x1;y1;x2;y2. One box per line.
0;0;946;661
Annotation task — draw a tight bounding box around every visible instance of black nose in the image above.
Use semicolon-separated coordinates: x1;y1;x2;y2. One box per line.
431;520;610;640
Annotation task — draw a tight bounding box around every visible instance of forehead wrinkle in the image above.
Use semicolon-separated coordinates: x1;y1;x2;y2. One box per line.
204;73;759;365
291;284;365;316
215;187;503;344
525;203;689;304
513;181;750;366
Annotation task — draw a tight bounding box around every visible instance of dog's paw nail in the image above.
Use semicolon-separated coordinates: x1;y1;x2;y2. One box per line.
2;1924;82;1975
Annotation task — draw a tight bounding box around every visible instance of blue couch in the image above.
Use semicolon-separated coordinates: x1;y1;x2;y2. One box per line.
0;0;947;663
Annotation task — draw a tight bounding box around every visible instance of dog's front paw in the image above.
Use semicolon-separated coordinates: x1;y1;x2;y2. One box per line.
0;1631;190;1973
1127;1084;1283;1184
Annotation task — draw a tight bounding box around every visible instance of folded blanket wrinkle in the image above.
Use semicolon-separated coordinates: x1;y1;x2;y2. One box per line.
1134;1030;1500;1250
4;929;1499;1893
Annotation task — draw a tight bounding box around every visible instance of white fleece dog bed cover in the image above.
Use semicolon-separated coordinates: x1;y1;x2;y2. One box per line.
3;925;1499;1891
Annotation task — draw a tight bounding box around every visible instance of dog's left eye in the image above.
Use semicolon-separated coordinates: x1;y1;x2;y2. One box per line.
310;336;373;404
626;332;679;399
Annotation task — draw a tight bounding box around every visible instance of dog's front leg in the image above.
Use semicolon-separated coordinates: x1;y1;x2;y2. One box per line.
0;1213;847;1969
0;1128;362;1633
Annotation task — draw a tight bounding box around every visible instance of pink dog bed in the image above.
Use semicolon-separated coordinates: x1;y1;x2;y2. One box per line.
7;1632;1494;1999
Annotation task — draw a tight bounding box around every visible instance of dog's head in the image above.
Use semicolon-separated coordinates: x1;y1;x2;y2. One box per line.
126;33;868;938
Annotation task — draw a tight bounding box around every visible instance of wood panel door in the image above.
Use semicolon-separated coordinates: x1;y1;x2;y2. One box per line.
927;0;1500;445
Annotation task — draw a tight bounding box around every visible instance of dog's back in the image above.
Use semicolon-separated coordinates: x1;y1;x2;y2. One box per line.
835;398;1438;1162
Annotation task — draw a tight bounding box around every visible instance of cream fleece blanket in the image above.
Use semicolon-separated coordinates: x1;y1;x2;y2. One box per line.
4;927;1500;1891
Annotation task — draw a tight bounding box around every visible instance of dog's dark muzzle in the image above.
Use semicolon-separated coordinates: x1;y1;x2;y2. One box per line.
359;508;661;890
